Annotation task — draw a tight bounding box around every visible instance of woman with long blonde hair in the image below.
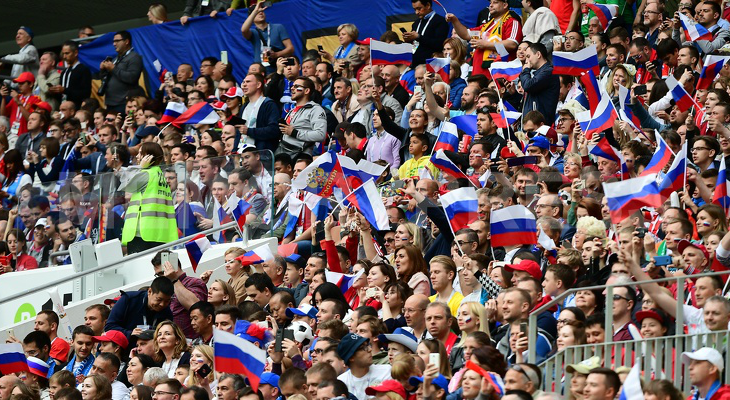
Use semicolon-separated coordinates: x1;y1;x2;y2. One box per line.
185;345;216;397
153;321;190;378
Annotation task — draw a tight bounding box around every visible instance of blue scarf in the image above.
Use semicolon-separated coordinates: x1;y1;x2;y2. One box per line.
281;78;295;118
335;42;355;59
64;352;95;378
693;380;722;400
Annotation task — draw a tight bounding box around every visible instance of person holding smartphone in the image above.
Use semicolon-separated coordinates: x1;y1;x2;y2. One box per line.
241;0;294;73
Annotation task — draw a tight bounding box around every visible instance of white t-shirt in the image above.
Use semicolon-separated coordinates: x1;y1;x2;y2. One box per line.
111;380;130;400
684;304;708;334
338;364;392;400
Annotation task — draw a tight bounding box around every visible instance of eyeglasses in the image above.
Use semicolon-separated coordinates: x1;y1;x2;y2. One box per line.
112;39;125;43
403;308;425;314
454;240;474;246
644;10;661;14
48;129;60;134
152;391;177;397
291;84;305;89
105;118;115;122
385;238;395;243
356;342;372;353
556;319;573;325
691;147;710;152
63;128;76;133
613;294;630;301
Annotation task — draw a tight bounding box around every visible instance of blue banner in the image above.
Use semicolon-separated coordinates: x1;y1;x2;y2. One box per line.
79;0;485;91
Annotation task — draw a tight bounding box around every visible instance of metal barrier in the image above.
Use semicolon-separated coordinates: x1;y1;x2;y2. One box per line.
542;330;730;395
528;269;730;363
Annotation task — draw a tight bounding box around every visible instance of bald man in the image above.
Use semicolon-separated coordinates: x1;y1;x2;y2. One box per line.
409;178;439;227
262;173;293;240
381;65;409;107
404;294;430;340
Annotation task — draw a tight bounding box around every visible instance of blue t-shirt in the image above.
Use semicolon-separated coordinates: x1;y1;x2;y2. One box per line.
249;23;289;63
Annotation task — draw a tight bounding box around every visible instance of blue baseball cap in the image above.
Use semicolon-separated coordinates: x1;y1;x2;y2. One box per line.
526;135;550;150
137;126;160;138
19;26;34;39
284;253;306;269
408;374;449;394
408;375;450;394
337;334;368;366
286;304;318;320
260;372;279;389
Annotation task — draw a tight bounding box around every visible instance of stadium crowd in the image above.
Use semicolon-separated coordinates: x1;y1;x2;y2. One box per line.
3;0;730;399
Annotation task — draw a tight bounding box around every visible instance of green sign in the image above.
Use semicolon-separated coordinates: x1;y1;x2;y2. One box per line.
14;303;36;323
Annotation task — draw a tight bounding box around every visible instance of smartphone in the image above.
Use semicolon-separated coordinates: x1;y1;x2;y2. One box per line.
429;353;440;367
399;27;408;33
260;0;272;6
160;252;169;266
7;329;14;338
317;45;324;52
525;185;540;195
196;364;212;378
366;287;378;299
285;58;296;66
315;221;325;243
492;261;506;268
636;227;648;239
653;255;673;267
221;51;228;65
169;252;179;271
490;164;501;172
391;180;405;190
562;239;573;249
507;156;539;167
520;322;528;335
104;56;113;63
554;35;564;44
275;328;284;352
343;61;350;68
634;85;648;96
186;78;194;86
574;179;585;190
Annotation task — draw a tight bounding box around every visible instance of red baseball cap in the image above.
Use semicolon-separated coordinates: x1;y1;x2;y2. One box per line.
93;330;129;349
677;239;709;262
220;86;244;99
365;380;406;400
103;296;120;306
356;38;373;45
13;71;35;84
505;259;542;279
33;102;52;113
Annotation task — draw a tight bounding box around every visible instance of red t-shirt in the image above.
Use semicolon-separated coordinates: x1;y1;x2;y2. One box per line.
50;336;70;363
4;95;41;136
472;16;523;77
551;0;575;33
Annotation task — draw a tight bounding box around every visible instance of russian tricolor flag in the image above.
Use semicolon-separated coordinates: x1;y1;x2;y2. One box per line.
618;364;644;400
173;101;220;125
553;46;600;76
489;59;523;81
584;93;618;138
492;101;521;128
237;244;275;266
666;75;697;112
440;187;479;233
213;329;266;392
603;174;663;224
641;131;675;176
176;201;199;238
292;151;348;197
230;197;252;232
343;179;390;231
490;205;537;248
431;149;470;181
426;57;451;83
579;70;601;111
617;85;641;131
658;142;686;198
185;234;211;272
356;159;387;183
587;4;619;32
713;156;730;213
325;269;364;300
283;196;304;238
697;55;729;90
589;136;622;164
158;102;187;125
370;40;413;66
679;13;713;42
433;121;460;153
450;114;478;137
0;343;29;375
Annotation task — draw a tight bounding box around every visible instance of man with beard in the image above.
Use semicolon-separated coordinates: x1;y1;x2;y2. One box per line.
450;84;478;118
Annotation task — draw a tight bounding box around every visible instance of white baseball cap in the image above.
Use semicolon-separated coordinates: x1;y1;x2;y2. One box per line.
682;347;724;372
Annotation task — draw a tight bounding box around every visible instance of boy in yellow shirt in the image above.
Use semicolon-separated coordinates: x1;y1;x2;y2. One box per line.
397;134;440;179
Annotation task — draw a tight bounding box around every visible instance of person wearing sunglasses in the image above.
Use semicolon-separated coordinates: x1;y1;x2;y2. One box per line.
602;276;640;341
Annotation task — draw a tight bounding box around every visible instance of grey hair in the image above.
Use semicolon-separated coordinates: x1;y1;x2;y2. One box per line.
142;367;168;387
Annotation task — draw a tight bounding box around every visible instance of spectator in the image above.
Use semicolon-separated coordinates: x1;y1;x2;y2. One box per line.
519;42;560;122
0;72;42;137
239;73;281;152
403;0;449;68
0;26;39;78
277;77;327;155
241;1;294;72
98;31;143;113
336;334;392;400
104;277;174;342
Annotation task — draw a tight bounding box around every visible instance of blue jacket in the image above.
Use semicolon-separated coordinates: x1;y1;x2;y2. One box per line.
449;78;467;110
104;290;173;341
519;62;560;121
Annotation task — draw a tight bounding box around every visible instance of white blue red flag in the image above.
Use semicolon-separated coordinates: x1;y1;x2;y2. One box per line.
603;174;663;223
292;151;349;197
582;93;618;138
229;197;252;232
440;187;479;233
666;75;698;112
589;136;621;164
433;121;460;153
641;131;675;176
174;101;219;125
158;102;187;125
426;57;451;83
236;244;274;266
552;46;600;76
618;85;642;131
579;70;602;111
0;343;28;375
213;329;266;392
618;364;644;400
489;59;522;81
679;13;713;41
713;156;730;213
370;40;413;65
658;142;686;198
185;234;211;272
587;4;619;32
490;205;537;248
325;269;364;300
430;149;470;181
697;55;729;90
450;114;478;137
283;196;304;239
343;179;390;231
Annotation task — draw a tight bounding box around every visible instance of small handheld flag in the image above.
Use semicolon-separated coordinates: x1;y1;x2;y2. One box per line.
370;40;413;66
213;329;267;392
426;57;451;83
490;205;538;248
236;244;275;266
440;187;479;233
185;235;211;272
343;179;390;231
0;343;29;375
552;46;600;76
679;13;713;42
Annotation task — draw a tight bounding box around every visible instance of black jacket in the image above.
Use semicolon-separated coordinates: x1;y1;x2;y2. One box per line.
410;12;450;68
390;84;410;109
104;290;173;343
60;63;92;108
104;49;144;108
519;62;560;122
240;97;282;152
